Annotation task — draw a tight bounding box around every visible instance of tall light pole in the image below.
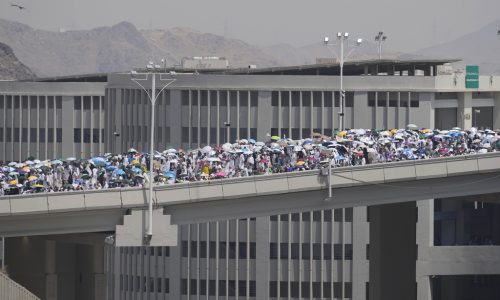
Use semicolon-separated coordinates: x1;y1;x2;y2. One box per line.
324;32;363;131
131;62;176;243
374;31;387;59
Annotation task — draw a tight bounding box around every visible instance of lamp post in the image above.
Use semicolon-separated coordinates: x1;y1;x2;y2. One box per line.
324;32;363;131
131;62;176;243
374;31;387;60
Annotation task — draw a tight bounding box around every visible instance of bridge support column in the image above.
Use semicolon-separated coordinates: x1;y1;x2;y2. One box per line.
417;276;432;300
416;199;434;300
45;240;57;300
457;92;472;129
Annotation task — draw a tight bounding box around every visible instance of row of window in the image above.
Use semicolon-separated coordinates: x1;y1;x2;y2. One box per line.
0;95;62;109
181;127;257;144
73;128;105;143
181;241;256;259
120;275;169;294
270;128;336;139
181;279;256;297
270;208;353;222
271;91;354;108
367;92;419;107
73;96;103;110
270;243;353;260
181;90;259;107
0;128;62;143
122;89;170;107
119;246;170;257
269;281;352;298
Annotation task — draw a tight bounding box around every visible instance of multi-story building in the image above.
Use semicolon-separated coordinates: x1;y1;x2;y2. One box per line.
2;59;500;300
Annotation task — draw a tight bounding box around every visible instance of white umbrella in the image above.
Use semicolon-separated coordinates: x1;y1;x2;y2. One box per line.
406;124;418;130
255;141;265;147
25;160;35;165
201;146;212;154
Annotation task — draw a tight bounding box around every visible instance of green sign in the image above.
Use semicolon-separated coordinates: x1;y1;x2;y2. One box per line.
465;65;479;89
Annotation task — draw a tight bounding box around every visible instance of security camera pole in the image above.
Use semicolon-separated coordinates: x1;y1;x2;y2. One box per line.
324;32;363;131
131;63;176;243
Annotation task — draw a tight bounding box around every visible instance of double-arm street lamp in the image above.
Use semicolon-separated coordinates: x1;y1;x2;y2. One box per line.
375;31;387;59
131;62;176;243
324;32;363;131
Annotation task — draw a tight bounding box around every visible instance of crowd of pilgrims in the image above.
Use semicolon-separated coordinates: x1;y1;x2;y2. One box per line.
1;126;499;196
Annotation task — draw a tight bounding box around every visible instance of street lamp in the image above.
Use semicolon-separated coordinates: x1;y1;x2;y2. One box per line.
374;31;387;59
324;32;363;131
131;62;176;243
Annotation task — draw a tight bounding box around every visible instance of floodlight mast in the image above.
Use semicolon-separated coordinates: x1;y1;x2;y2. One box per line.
324;32;362;131
375;31;387;59
131;65;176;243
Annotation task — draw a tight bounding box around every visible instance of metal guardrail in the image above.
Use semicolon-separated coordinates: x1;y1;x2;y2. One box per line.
0;271;40;300
2;152;500;216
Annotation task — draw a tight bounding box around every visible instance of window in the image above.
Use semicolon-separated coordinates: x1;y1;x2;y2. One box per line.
368;92;376;106
313;92;322;107
377;92;387;107
93;129;99;143
238;280;247;297
291;91;300;106
38;128;45;143
190;279;197;295
313;243;321;260
270;243;278;259
324;244;332;260
57;128;62;143
400;92;409;107
280;243;288;259
291;243;300;259
219;242;227;259
13;127;19;142
302;243;310;260
22;128;27;142
48;128;54;143
313;210;322;221
250;92;258;107
56;96;62;109
324;209;332;222
30;128;37;142
74;128;81;143
389;92;398;107
345;92;354;107
301;282;310;298
83;128;91;143
238;242;247;259
271;91;279;106
181;279;187;295
199;241;207;258
74;97;81;109
410;92;420;107
93;96;100;111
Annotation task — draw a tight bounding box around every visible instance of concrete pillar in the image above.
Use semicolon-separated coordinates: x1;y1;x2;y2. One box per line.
353;92;371;130
417;276;431;300
255;216;270;299
256;91;272;141
352;206;369;300
61;96;74;158
169;90;182;147
45;240;57;300
493;92;500;130
93;245;106;300
457;92;472;129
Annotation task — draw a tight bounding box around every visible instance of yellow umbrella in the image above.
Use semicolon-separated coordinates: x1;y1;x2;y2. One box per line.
390;129;398;135
337;131;347;137
33;184;44;188
296;161;305;165
9;179;17;185
421;128;430;133
131;159;140;165
28;175;38;181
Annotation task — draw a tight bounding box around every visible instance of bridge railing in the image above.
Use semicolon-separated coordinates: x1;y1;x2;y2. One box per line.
0;271;40;300
2;152;500;216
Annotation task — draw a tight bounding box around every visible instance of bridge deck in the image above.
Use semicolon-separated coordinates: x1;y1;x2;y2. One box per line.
2;152;500;217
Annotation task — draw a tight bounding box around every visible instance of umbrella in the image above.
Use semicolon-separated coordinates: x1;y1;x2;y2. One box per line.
215;171;226;177
106;165;117;171
271;136;280;141
81;174;91;180
204;157;221;162
92;157;107;166
8;162;17;167
163;148;177;154
33;184;44;188
114;169;126;176
9;172;19;177
131;167;142;174
28;175;38;181
164;171;176;179
128;148;138;153
248;138;256;144
51;159;63;165
406;124;418;130
25;160;34;165
255;142;265;147
66;157;77;161
201;146;212;154
239;139;248;145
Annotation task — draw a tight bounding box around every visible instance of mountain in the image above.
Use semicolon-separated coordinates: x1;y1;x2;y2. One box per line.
0;42;35;80
142;27;280;68
417;19;500;74
0;19;282;77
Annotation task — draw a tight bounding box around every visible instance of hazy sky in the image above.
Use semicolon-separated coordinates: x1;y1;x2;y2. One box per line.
2;0;500;52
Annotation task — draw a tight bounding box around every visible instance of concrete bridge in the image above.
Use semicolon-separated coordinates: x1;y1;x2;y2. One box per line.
1;152;500;238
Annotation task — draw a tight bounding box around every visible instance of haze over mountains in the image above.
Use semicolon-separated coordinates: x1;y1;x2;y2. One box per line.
0;18;498;78
0;42;35;80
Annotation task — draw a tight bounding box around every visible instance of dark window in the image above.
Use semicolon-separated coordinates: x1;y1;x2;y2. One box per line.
291;91;300;106
324;244;332;260
83;128;91;143
324;209;332;222
302;244;310;260
39;128;46;143
368;92;376;107
281;93;289;107
73;128;82;143
82;97;91;109
302;93;311;107
345;244;353;260
250;242;256;259
280;243;288;259
219;242;227;259
0;129;3;142
324;92;333;107
199;241;207;258
164;278;169;293
346;207;353;222
280;281;288;297
271;91;279;106
209;280;216;296
280;128;289;139
313;91;322;107
56;96;62;109
48;128;54;143
190;279;197;295
334;244;343;260
181;241;188;257
93;129;99;143
218;280;226;296
21;128;27;142
301;282;310;298
291;281;299;297
30;128;36;143
345;92;354;107
291;213;300;221
345;282;353;298
302;212;310;221
190;241;197;258
410;92;420;107
238;242;247;259
228;242;236;259
270;243;278;259
13;127;19;142
238;280;246;297
228;280;236;297
21;97;28;109
334;282;343;298
93;96;100;111
334;209;343;221
377;92;387;107
313;243;321;260
302;128;311;138
14;97;20;109
389;92;398;107
323;282;331;298
400;92;409;107
269;281;277;297
280;214;288;221
291;128;300;140
250;91;258;107
334;91;340;107
57;128;62;142
249;281;256;297
291;243;300;259
181;279;187;295
74;97;81;110
199;279;206;295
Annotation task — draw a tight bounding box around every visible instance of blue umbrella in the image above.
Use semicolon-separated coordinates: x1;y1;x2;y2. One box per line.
92;157;107;166
131;167;142;174
106;165;117;171
163;170;176;179
114;169;126;176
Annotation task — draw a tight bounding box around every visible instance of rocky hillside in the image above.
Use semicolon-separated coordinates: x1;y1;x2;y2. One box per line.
0;42;35;80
